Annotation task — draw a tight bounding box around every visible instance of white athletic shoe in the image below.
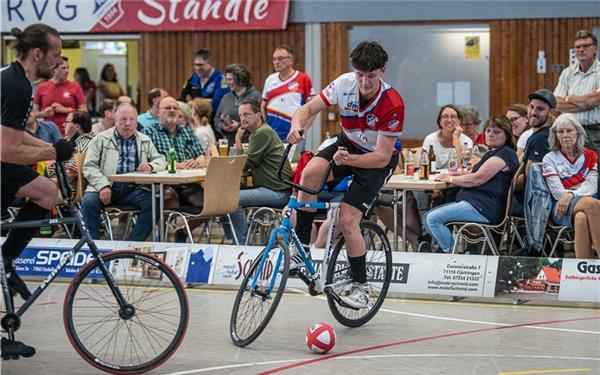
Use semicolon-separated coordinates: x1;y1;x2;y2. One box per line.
341;282;370;309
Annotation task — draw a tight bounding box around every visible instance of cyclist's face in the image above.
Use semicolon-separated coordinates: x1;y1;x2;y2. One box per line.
354;67;384;100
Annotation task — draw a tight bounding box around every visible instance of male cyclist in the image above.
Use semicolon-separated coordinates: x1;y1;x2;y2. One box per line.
1;23;73;359
287;41;404;308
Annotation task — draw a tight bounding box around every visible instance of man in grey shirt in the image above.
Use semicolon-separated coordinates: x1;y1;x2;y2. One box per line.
554;29;600;189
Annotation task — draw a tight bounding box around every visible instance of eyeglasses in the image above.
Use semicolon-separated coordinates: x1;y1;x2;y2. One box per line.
508;116;523;124
441;114;458;120
574;43;595;49
272;56;290;62
160;106;178;110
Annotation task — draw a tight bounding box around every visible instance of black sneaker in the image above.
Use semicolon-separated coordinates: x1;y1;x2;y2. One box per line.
513;246;540;257
1;337;36;360
6;271;32;300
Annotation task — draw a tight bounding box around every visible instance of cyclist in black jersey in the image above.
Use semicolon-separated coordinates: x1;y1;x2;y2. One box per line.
1;23;74;360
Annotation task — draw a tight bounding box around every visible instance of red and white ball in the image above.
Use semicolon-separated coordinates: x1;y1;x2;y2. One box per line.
305;323;336;354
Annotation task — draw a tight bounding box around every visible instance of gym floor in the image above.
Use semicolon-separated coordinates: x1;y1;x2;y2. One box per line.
2;283;599;375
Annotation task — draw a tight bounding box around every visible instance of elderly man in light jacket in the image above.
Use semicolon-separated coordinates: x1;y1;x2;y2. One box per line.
82;103;166;241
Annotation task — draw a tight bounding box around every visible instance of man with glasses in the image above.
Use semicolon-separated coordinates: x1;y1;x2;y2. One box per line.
142;96;206;218
554;29;600;190
261;45;316;140
179;48;229;116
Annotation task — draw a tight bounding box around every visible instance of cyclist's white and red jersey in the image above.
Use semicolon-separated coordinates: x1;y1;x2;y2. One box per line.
320;72;404;153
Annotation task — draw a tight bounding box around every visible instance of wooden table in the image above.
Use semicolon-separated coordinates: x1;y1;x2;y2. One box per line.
108;169;206;241
383;174;451;251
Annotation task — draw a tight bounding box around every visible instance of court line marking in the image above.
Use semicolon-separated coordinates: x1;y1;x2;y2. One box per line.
499;369;590;374
380;308;600;335
255;315;600;374
163;354;600;375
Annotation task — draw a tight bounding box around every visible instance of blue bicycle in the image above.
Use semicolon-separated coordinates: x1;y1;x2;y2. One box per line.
230;143;392;347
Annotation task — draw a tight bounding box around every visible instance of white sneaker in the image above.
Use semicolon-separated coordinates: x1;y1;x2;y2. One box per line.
341;282;370;309
288;243;309;271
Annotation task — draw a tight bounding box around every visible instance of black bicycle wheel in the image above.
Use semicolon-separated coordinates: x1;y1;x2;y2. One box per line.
230;240;289;347
63;250;189;374
326;220;392;327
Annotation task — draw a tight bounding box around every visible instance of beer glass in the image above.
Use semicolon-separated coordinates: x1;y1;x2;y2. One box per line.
218;139;229;156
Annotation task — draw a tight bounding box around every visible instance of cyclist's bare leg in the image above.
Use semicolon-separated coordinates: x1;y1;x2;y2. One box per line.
295;157;330;246
3;177;58;300
14;176;60;210
338;203;365;257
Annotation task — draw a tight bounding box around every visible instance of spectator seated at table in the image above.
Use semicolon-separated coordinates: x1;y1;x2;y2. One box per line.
81;103;166;241
92;99;116;134
190;98;217;151
542;113;600;259
142;96;207;210
506;103;532;161
48;111;95;199
459;105;486;146
423;115;519;253
137;88;168;131
228;100;292;245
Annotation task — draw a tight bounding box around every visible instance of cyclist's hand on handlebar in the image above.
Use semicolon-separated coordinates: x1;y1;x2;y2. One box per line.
286;128;304;144
53;139;76;162
333;146;350;166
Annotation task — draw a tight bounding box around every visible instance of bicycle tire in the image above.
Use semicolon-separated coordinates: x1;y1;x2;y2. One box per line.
63;250;189;374
326;220;392;327
230;240;289;347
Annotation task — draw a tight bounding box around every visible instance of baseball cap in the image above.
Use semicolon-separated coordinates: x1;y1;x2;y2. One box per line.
528;89;556;109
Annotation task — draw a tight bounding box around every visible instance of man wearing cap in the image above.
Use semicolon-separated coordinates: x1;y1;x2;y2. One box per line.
523;88;556;171
554;30;600;189
515;89;557;257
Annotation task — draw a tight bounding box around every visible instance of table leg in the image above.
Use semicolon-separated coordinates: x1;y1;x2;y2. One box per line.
402;190;407;251
151;183;157;242
159;183;165;241
393;189;398;251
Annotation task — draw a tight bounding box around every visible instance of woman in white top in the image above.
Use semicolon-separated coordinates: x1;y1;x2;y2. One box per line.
422;104;473;169
506;103;532;161
190;98;217;151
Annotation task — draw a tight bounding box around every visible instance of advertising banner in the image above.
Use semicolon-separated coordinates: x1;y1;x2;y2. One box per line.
2;0;290;33
8;238;196;282
388;252;497;298
212;246;496;298
495;256;562;301
559;259;600;303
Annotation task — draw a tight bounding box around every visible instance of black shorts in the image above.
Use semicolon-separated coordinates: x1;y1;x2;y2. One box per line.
1;162;39;209
314;136;398;216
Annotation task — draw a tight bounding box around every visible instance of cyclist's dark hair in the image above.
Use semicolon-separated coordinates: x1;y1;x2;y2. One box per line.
10;23;60;59
350;41;388;72
239;99;261;114
71;111;92;134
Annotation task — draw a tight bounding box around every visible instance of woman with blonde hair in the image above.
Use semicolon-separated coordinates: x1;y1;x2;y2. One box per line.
191;98;216;150
542;113;600;258
176;100;194;126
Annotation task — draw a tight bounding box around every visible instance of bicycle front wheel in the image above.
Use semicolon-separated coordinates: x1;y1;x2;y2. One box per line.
63;250;189;374
230;240;289;347
326;220;392;327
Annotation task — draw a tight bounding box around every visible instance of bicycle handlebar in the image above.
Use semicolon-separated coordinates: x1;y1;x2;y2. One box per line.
278;130;334;195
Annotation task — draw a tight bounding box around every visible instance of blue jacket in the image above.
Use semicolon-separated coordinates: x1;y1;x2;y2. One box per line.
179;70;230;113
524;163;552;251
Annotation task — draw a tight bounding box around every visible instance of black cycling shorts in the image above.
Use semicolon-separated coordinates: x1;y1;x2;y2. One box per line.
1;162;39;209
314;136;398;216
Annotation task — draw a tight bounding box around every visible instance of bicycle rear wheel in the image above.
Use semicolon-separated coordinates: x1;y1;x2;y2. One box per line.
230;240;289;347
326;220;392;327
63;250;189;374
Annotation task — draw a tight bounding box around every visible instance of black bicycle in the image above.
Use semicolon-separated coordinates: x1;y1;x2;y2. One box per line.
1;162;189;374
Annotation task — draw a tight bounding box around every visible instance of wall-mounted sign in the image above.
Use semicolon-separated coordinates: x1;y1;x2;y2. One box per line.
2;0;290;33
